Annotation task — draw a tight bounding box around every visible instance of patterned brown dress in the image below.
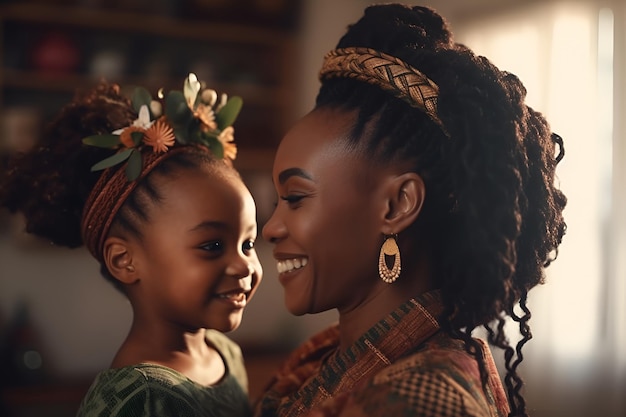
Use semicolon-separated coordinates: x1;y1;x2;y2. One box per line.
255;291;509;417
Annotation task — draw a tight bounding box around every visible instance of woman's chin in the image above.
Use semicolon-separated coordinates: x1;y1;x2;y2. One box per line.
284;296;310;316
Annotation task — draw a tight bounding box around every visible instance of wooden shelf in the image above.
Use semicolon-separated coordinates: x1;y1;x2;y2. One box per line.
0;2;298;168
0;69;286;108
0;3;290;46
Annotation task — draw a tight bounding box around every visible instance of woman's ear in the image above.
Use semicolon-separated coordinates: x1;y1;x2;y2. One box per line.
103;236;139;285
382;172;425;234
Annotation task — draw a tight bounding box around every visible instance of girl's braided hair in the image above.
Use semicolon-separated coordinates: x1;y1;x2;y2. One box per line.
315;5;566;416
0;82;230;290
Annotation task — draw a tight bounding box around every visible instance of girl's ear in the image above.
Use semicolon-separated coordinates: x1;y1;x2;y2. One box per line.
381;172;425;234
102;236;139;285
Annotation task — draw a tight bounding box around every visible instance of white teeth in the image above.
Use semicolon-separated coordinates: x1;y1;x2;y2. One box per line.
277;257;308;274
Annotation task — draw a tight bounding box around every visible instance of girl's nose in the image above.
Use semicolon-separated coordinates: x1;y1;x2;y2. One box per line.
225;256;254;279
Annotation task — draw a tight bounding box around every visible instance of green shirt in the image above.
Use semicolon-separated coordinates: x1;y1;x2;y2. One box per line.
77;330;250;417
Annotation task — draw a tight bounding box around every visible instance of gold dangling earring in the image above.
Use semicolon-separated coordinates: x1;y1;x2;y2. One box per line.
378;234;401;283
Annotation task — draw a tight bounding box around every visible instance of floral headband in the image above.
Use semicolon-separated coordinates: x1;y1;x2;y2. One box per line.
82;73;242;180
80;73;242;262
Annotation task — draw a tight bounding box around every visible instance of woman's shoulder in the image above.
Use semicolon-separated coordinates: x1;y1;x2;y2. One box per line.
381;332;482;378
355;333;506;417
373;332;490;391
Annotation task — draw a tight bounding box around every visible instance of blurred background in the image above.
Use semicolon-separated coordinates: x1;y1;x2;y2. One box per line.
0;0;624;416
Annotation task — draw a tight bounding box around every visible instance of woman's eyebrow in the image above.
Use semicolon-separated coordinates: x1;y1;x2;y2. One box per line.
278;167;314;185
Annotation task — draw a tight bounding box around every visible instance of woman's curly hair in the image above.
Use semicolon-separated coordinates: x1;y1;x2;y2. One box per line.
315;5;566;416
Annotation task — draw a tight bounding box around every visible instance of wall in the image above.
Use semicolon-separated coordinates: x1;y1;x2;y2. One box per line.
0;0;383;379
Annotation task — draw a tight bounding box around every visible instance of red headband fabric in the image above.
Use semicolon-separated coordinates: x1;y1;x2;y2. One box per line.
80;146;189;262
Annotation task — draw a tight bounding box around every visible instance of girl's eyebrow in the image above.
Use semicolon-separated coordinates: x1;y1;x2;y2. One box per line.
188;221;227;233
278;167;314;185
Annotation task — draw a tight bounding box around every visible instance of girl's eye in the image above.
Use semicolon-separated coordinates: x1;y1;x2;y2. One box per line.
242;240;255;252
201;240;223;253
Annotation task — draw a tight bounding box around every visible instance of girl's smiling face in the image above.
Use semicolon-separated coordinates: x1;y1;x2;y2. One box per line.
125;163;262;333
262;107;389;316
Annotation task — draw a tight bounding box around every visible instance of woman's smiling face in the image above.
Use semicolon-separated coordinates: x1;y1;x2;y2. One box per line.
262;107;388;316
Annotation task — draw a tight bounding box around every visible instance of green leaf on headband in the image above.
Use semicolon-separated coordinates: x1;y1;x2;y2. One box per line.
173;126;189;144
177;117;203;145
132;87;153;114
165;91;193;125
215;96;242;130
82;134;121;148
200;136;223;159
131;131;144;146
126;149;142;181
90;148;133;171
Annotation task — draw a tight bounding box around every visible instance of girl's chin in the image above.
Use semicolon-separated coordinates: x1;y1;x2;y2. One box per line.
211;314;244;333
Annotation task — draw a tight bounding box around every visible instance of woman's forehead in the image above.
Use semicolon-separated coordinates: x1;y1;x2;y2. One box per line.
276;109;356;164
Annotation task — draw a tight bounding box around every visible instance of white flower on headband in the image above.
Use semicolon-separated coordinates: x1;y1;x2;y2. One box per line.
110;104;157;149
113;105;153;135
184;73;202;108
185;73;219;130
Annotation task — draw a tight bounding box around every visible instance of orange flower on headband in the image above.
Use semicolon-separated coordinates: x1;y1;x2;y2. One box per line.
119;126;146;148
218;126;237;161
194;103;218;131
144;118;175;153
116;105;152;148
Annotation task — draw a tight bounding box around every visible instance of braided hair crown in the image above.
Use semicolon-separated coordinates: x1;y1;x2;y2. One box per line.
316;5;566;415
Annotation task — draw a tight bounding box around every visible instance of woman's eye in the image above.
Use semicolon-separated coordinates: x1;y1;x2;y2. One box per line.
242;240;255;252
201;240;223;253
280;194;305;204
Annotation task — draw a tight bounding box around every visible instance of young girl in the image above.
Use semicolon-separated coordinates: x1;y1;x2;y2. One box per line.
257;4;566;417
0;75;262;417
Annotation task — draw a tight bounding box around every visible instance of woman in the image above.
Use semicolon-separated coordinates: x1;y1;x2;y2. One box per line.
257;4;566;417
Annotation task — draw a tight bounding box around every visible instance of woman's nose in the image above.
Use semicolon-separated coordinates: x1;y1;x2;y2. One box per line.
262;208;286;244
